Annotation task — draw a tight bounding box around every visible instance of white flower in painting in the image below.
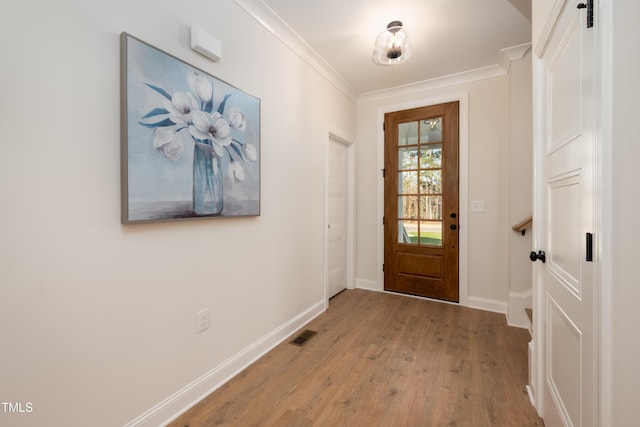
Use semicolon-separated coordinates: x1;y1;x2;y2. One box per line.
211;141;225;157
228;107;247;131
228;161;245;182
188;72;213;103
141;76;259;209
189;111;232;147
153;127;183;160
163;91;199;124
241;143;257;162
197;140;225;158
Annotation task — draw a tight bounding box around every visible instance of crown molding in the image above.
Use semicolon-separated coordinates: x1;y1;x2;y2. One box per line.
499;42;533;72
233;0;358;102
358;41;532;104
234;0;530;105
358;64;506;104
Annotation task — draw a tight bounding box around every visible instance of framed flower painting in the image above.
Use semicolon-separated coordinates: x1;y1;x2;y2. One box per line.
120;32;260;223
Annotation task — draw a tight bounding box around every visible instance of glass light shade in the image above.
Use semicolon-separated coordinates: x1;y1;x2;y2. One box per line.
372;21;411;66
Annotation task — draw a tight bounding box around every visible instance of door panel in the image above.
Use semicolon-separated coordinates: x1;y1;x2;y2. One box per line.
549;15;582;150
397;253;443;277
547;296;581;425
384;102;459;302
549;173;582;294
328;139;348;298
539;2;595;426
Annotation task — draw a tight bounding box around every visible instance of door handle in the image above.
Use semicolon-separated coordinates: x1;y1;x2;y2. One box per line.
450;224;457;230
586;233;593;262
529;250;546;263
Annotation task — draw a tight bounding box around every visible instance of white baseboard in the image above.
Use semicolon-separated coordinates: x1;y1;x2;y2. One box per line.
526;384;536;407
124;299;327;427
527;340;537;409
356;280;509;316
506;289;533;329
466;295;508;314
355;278;380;292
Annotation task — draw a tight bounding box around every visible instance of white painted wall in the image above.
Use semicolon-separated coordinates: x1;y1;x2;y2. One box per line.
356;74;512;307
507;50;534;327
610;1;640;424
0;1;355;425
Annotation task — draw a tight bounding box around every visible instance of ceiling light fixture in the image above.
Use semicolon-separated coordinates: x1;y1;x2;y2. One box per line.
372;21;411;66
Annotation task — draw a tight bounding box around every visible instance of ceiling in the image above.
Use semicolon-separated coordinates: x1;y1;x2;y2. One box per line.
251;0;532;96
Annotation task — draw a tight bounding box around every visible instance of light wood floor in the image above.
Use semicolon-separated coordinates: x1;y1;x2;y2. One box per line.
170;289;543;427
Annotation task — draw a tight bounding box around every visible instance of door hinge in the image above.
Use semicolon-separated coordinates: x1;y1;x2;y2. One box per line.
382;168;386;178
382;216;385;225
577;0;594;28
586;232;593;262
383;122;385;131
382;263;385;272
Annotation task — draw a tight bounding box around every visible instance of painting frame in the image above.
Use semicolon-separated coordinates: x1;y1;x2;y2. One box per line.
120;32;261;224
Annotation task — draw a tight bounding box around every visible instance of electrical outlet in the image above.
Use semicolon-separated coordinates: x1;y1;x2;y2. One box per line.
471;200;485;213
196;308;210;333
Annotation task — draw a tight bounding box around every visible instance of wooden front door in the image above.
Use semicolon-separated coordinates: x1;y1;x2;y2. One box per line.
384;102;459;302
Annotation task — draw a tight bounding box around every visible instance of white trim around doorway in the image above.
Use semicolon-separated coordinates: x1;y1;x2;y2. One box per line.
324;125;356;305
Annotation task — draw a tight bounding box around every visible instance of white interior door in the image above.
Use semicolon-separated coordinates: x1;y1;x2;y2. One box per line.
537;2;596;426
328;138;348;298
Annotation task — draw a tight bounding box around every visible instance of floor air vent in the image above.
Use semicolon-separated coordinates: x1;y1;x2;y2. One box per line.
290;329;317;347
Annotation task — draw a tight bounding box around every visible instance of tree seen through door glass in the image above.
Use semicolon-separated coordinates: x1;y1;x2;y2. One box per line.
420;170;442;193
420;144;442;168
397;118;443;246
398;147;419;170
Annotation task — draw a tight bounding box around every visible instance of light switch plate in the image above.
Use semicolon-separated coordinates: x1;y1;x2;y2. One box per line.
196;308;210;333
471;201;485;213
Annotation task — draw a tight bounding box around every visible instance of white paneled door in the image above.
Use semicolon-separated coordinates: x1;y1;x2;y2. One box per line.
328;138;348;298
537;2;596;426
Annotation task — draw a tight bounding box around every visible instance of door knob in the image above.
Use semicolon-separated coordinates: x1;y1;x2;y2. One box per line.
450;224;457;230
529;250;546;263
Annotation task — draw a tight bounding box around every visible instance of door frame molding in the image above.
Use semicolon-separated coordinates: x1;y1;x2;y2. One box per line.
598;1;613;425
324;126;356;305
376;92;469;306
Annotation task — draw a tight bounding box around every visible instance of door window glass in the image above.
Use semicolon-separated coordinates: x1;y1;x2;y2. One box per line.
397;117;443;246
